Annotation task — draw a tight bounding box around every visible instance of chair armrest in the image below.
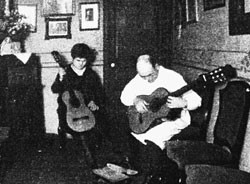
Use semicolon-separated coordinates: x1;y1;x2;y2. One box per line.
170;126;201;141
165;140;232;170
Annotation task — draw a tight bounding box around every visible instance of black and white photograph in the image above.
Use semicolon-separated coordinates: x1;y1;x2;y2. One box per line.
0;0;250;184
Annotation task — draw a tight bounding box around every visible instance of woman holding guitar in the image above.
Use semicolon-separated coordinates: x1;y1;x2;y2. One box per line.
51;43;104;168
120;53;202;184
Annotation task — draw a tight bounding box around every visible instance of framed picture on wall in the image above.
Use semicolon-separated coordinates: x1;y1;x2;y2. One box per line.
185;0;199;23
79;2;100;30
42;0;75;16
18;4;37;32
229;0;250;35
204;0;225;11
45;17;72;39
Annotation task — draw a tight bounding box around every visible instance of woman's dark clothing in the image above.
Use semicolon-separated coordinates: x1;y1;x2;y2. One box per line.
51;65;104;168
51;65;103;110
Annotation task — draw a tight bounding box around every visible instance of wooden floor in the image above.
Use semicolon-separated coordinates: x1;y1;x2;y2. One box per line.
0;134;129;184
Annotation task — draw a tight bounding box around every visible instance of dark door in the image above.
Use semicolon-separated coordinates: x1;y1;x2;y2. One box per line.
103;0;173;139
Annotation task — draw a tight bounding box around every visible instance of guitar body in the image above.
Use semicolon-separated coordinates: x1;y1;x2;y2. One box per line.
137;87;169;103
128;104;170;134
62;90;96;132
128;88;178;134
128;65;237;134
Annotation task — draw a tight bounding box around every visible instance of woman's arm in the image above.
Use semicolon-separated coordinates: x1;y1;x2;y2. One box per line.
51;74;64;94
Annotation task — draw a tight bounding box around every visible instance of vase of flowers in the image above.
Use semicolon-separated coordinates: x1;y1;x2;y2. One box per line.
0;9;31;54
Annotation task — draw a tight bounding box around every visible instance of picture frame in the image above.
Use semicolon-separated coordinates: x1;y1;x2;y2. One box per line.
79;2;100;30
18;4;37;32
45;17;72;40
42;0;75;16
229;0;250;35
173;0;184;26
185;0;199;23
204;0;225;11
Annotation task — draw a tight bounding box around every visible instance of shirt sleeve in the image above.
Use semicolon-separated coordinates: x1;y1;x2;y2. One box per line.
120;78;138;106
182;89;202;110
166;70;202;111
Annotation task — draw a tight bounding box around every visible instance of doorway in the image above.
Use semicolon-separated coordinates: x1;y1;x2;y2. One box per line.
103;0;173;142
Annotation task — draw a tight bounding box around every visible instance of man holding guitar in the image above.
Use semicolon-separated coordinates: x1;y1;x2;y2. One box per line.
120;53;202;183
51;43;104;168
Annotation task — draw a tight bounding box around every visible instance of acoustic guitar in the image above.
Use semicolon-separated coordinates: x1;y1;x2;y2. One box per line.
51;51;96;132
128;65;237;134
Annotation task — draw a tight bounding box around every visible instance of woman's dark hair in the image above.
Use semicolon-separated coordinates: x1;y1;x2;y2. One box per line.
71;43;97;65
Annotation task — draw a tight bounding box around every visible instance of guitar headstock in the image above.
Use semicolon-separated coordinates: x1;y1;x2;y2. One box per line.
51;50;66;68
198;64;237;86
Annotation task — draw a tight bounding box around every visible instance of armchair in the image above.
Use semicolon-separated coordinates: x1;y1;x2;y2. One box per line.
166;79;250;183
185;164;250;184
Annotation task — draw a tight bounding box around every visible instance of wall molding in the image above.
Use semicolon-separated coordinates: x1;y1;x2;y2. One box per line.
35;50;104;68
173;48;250;77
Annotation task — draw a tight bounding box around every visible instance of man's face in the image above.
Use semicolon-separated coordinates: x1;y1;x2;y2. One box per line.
72;57;87;70
137;55;159;83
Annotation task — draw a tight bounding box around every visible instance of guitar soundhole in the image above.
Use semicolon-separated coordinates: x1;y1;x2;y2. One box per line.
139;114;143;124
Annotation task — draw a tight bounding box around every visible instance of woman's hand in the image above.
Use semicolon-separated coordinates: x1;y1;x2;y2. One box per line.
58;68;66;81
133;97;149;113
88;101;99;111
166;96;187;109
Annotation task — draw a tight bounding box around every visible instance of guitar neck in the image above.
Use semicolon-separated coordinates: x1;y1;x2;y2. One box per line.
169;82;197;97
166;65;237;98
51;51;81;108
150;82;197;112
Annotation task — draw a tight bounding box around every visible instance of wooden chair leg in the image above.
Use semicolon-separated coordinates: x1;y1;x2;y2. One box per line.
79;135;96;168
58;126;67;150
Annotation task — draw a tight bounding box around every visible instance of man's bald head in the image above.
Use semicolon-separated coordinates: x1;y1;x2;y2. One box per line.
136;55;152;75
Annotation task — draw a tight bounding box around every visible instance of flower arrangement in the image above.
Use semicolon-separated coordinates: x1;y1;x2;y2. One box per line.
0;9;31;42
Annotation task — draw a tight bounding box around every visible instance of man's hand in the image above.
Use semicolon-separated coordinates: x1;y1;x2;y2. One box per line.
88;101;99;111
166;96;187;109
133;97;149;113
